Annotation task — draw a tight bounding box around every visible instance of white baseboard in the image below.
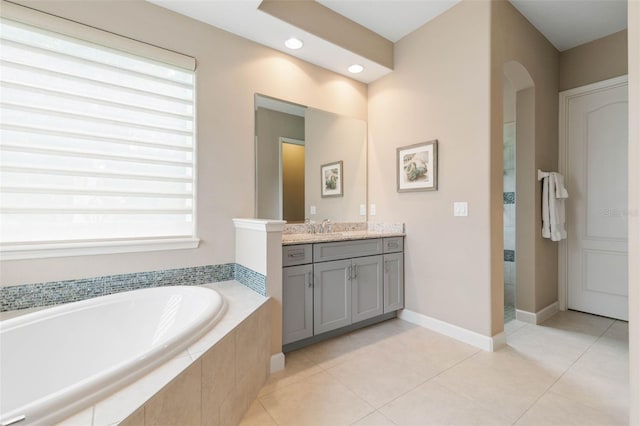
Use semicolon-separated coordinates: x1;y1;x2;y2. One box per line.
492;331;507;350
515;309;536;324
398;309;506;352
270;352;285;373
516;301;559;325
537;301;560;323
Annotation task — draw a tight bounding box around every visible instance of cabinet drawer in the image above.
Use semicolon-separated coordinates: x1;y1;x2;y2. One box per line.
383;237;403;253
314;239;382;263
283;244;313;266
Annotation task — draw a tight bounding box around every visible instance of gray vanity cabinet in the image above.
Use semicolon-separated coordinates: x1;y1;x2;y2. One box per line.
313;238;385;334
313;259;352;334
283;236;403;348
383;252;404;313
351;256;384;323
383;237;404;313
282;264;313;344
282;245;314;345
314;255;384;334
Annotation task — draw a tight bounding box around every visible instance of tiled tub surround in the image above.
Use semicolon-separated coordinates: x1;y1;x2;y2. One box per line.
282;222;405;245
1;286;225;425
0;263;266;312
44;281;272;426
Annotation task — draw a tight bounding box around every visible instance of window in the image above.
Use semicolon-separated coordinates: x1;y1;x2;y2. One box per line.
0;5;198;259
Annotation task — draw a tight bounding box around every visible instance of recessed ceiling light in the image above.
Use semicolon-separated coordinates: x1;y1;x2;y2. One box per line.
285;38;304;50
348;64;364;74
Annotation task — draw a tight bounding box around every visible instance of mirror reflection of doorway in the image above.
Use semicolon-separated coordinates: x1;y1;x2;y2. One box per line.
280;137;305;222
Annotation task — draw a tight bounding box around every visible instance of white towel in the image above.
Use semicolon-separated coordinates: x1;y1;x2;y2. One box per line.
542;172;569;241
553;173;569;199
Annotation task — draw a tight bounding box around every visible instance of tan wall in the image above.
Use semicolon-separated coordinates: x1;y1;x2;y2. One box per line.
503;76;516;123
368;1;494;336
0;0;367;287
305;108;367;223
282;143;305;222
514;87;536;313
255;108;305;220
491;1;560;327
559;30;628;91
628;1;639;423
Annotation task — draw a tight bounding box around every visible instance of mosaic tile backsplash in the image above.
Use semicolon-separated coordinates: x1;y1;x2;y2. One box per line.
504;249;515;262
0;263;265;312
234;263;267;297
503;192;515;204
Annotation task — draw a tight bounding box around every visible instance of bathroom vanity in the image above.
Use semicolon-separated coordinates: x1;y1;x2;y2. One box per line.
282;232;404;351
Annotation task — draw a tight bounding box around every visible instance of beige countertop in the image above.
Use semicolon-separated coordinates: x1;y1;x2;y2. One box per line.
282;231;405;245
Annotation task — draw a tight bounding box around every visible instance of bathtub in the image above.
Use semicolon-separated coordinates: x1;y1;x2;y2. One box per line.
0;286;225;426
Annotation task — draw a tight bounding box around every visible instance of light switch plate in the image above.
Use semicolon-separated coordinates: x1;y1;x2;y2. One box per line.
310;205;316;215
360;204;366;215
454;202;468;217
370;204;376;216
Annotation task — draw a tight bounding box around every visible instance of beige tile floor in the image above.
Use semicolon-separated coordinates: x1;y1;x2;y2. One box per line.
239;311;628;426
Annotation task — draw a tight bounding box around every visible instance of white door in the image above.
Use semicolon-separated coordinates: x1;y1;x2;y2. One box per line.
561;76;628;321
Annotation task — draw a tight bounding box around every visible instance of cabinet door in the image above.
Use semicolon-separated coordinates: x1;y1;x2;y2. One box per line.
282;264;313;345
314;259;352;334
351;255;384;323
384;252;404;313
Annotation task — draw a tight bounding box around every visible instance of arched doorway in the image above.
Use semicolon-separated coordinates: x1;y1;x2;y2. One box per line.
503;61;534;324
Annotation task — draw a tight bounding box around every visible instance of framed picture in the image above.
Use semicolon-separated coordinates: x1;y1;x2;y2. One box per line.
321;160;343;197
397;140;438;192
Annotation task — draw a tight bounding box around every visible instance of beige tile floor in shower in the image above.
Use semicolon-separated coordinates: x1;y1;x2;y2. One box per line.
239;311;628;426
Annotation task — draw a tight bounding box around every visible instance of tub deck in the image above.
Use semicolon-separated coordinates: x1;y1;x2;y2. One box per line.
2;281;268;426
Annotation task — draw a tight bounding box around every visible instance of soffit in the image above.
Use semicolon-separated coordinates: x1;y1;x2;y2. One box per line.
146;0;628;83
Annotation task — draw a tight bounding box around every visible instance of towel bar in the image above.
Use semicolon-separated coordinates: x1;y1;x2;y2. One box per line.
538;169;551;181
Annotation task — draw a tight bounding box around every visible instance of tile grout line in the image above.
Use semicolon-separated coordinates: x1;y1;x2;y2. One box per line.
321;367;379;420
258;333;405;400
349;409;399;426
509;319;617;425
257;368;326;398
372;347;483;414
256;398;281;426
314;329;484;415
504;321;531;340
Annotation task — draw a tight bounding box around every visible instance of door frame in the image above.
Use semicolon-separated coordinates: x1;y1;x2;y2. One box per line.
558;74;629;311
278;137;305;220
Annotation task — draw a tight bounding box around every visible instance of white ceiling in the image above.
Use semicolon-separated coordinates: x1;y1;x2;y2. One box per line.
147;0;628;83
316;0;460;42
510;0;627;51
147;0;394;83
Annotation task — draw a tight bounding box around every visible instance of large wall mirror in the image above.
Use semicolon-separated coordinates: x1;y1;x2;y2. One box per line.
255;94;367;223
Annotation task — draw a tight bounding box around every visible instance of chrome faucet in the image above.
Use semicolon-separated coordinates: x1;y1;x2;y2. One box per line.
321;219;332;234
304;218;316;234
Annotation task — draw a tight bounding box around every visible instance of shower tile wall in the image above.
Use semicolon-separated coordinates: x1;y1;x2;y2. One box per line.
504;122;516;321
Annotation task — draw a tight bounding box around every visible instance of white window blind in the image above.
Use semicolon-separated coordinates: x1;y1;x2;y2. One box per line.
0;10;198;258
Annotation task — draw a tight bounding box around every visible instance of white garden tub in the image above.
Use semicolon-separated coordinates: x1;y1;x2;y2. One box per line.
0;286;225;426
